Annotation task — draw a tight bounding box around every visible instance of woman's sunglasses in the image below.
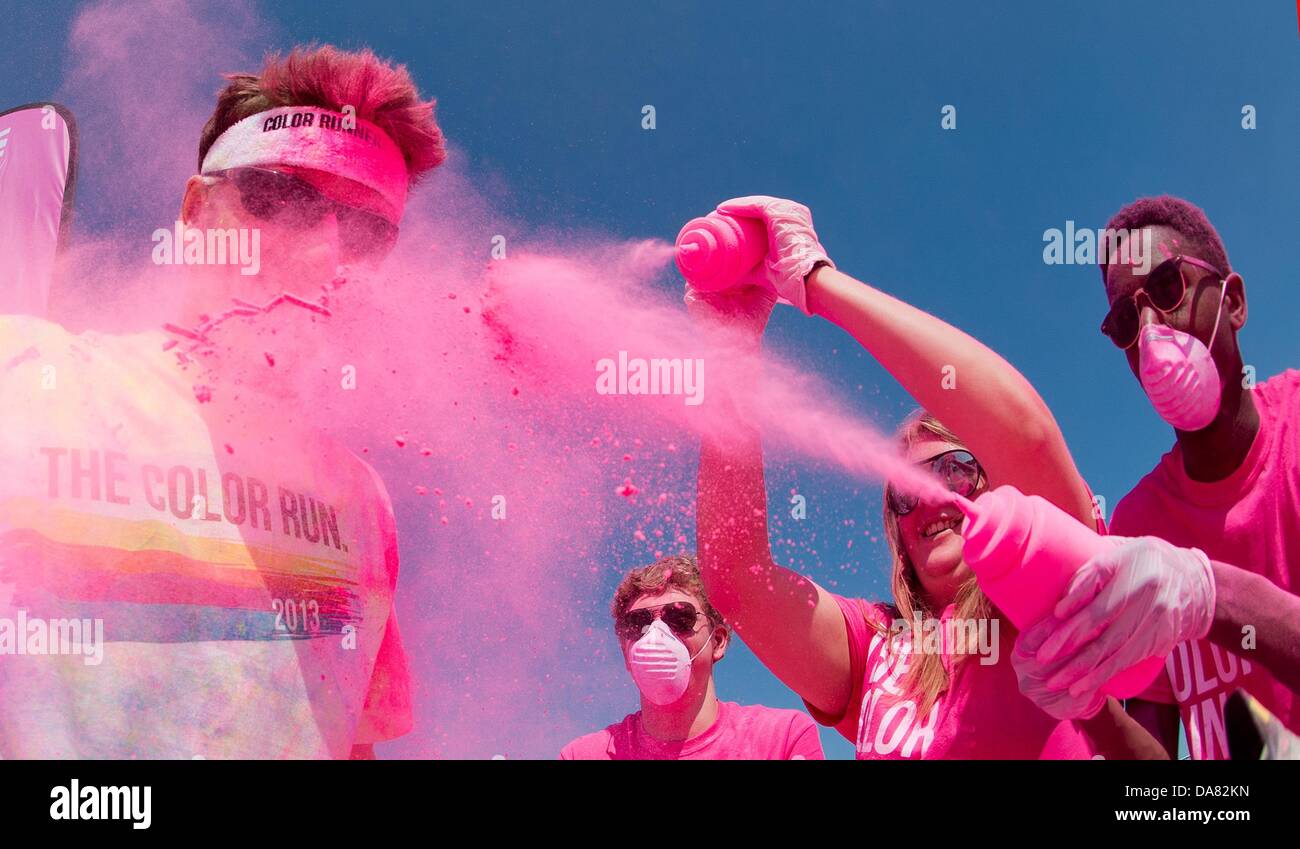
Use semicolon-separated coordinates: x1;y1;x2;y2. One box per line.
615;601;707;642
212;166;399;261
886;449;986;517
1100;255;1225;350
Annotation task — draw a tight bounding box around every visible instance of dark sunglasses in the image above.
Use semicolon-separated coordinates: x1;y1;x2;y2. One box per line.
886;449;986;517
212;166;399;261
615;601;707;642
1100;255;1224;350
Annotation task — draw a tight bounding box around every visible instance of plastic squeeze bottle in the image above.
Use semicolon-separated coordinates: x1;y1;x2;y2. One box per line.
674;211;767;293
954;485;1164;698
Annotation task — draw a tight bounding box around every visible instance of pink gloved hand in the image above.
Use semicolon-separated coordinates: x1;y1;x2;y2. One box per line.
1012;619;1106;720
715;196;835;315
1014;535;1216;708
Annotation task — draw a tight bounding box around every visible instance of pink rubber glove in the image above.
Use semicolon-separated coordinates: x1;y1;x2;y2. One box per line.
715;196;834;315
1015;535;1216;707
1012;620;1106;720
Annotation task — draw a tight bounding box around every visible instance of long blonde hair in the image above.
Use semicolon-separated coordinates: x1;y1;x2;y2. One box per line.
875;411;994;716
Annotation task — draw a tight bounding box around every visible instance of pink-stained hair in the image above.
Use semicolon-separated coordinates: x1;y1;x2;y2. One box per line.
1100;195;1230;282
198;45;447;182
611;553;727;635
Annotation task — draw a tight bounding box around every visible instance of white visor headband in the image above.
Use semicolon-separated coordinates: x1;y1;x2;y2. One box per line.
200;106;409;224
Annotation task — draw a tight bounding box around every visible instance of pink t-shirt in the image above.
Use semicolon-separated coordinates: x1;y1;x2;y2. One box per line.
560;700;824;760
1111;369;1300;760
805;596;1098;759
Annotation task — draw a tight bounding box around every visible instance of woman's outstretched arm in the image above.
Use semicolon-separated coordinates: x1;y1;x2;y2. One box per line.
806;265;1096;525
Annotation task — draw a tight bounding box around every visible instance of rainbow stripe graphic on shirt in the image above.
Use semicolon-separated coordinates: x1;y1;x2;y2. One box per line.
0;497;361;643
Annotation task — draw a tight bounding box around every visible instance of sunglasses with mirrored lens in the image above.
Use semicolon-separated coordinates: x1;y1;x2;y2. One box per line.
214;167;399;261
1100;255;1224;349
886;449;986;517
615;601;704;641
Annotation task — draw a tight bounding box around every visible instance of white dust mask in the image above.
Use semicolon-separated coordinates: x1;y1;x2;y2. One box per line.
1138;279;1228;432
627;618;712;705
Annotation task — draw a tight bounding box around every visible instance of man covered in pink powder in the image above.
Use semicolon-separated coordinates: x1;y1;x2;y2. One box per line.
0;46;445;758
561;554;824;759
1011;196;1300;759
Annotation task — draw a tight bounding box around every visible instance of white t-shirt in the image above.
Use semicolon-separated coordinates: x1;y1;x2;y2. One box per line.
0;315;411;758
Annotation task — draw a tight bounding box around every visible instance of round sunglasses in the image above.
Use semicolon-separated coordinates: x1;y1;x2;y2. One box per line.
1101;254;1225;349
211;166;399;262
615;601;708;642
886;449;986;516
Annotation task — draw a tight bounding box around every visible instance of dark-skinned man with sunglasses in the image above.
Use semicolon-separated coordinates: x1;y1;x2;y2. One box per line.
560;554;824;759
0;46;444;759
1010;196;1300;759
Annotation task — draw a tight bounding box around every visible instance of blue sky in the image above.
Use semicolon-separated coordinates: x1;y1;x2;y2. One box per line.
3;1;1296;759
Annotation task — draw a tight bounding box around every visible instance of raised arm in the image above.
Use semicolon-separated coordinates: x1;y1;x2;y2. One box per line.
698;412;854;717
691;284;854;718
805;265;1095;525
